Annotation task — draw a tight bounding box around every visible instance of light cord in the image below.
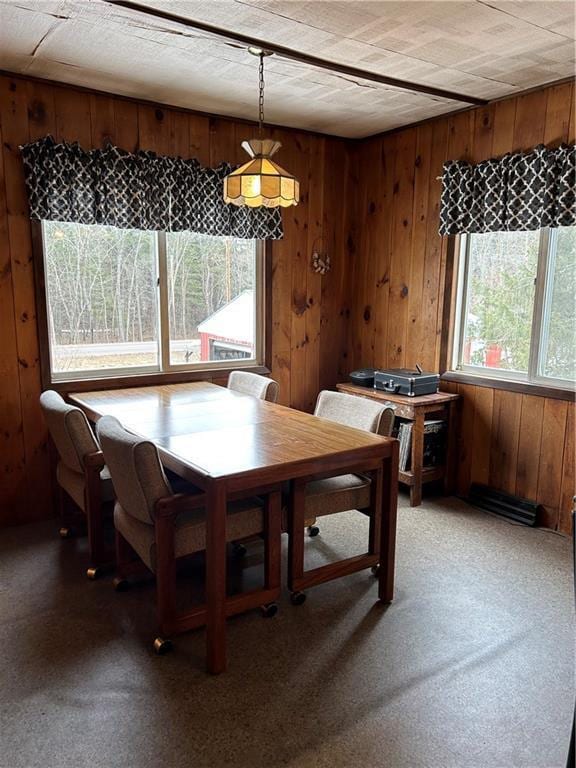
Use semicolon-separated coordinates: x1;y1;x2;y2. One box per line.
258;52;265;138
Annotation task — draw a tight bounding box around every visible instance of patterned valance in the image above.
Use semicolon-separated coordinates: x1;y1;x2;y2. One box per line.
439;143;576;235
19;136;283;239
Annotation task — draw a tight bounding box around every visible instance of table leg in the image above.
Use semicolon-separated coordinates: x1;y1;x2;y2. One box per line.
379;445;399;604
265;490;282;592
368;465;383;556
287;479;306;592
206;481;227;674
410;410;425;507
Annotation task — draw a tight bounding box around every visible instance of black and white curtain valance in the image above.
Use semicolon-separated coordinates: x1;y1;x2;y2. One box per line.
19;136;283;240
439;143;576;235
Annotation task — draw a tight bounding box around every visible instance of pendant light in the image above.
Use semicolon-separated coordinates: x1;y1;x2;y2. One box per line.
223;48;299;208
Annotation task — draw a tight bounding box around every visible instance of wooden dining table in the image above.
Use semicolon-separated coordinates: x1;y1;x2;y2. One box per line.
69;381;399;674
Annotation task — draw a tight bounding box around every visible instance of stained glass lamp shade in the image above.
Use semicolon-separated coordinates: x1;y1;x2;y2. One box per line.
223;138;299;208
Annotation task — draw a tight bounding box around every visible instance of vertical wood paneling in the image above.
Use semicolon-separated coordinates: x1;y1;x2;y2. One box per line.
0;72;573;532
319;137;346;392
113;100;139;152
188;114;210;165
90;93;115;147
491;97;517;157
543;82;573;146
405;124;432;370
353;81;575;533
26;81;55;141
0;73;351;525
304;136;325;412
424;119;449;372
371;136;394;370
512;90;547;150
355;137;382;369
54;87;91;145
568;86;576;144
558;404;575;532
537;399;568;529
1;76;52;523
456;383;477;495
0;96;26;525
387;128;416;369
322;140;357;389
208;117;237;166
138;103;172;155
287;131;311;413
172;111;189;159
489;390;522;495
469;385;494;486
268;124;293;406
515;395;545;501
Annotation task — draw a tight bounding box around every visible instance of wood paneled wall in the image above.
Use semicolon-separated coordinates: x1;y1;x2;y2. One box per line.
349;81;575;533
1;71;574;531
0;73;353;525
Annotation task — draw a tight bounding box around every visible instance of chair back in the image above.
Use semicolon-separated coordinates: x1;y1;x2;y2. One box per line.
97;415;171;525
40;390;100;473
228;371;279;403
314;390;395;437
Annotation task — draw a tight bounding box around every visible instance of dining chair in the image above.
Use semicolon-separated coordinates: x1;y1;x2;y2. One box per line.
288;390;396;604
226;370;280;557
227;370;279;402
97;414;282;655
40;390;114;579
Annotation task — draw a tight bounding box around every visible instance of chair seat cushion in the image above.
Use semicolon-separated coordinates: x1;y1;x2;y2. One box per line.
305;473;371;518
114;498;264;571
57;462;115;511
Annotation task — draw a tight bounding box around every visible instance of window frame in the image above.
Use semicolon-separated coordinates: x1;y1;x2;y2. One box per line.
33;222;271;392
450;227;575;395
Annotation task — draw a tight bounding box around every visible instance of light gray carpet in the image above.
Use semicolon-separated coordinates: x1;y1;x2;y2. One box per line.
0;494;573;768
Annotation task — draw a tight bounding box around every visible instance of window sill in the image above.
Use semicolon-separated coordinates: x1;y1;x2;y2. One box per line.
51;364;271;394
441;370;575;402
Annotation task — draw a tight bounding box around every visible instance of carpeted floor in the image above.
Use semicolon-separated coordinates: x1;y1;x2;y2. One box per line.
0;494;573;768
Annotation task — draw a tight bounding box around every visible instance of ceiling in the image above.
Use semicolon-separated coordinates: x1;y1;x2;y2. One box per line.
0;0;574;138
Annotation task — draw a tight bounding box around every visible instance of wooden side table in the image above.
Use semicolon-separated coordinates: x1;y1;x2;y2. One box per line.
336;383;460;507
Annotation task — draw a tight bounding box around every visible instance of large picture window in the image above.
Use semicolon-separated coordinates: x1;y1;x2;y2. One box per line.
41;222;264;382
453;226;575;389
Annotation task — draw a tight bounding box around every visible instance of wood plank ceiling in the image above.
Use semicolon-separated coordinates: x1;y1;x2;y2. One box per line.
0;0;574;138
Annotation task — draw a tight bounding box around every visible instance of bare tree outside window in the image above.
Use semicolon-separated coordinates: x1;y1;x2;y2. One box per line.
43;222;158;373
42;222;262;382
165;232;256;365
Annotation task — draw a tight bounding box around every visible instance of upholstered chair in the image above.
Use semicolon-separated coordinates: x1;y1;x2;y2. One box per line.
227;371;279;402
97;415;282;655
304;390;395;537
288;390;396;604
40;390;114;578
226;371;279;557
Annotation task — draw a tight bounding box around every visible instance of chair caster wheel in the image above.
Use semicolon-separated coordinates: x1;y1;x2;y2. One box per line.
59;527;73;539
233;543;247;557
113;577;130;592
261;602;278;618
371;564;380;577
153;637;173;655
290;591;306;606
86;566;102;580
307;526;320;537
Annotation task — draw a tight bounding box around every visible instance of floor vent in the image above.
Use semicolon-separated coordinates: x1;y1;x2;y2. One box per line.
467;483;539;526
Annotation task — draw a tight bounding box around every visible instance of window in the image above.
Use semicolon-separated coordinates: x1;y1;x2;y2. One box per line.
41;222;264;382
453;227;575;389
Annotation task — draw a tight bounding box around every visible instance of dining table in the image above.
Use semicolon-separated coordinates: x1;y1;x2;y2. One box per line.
69;381;399;674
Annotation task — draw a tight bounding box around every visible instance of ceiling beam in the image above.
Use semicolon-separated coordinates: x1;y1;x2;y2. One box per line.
105;0;488;106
